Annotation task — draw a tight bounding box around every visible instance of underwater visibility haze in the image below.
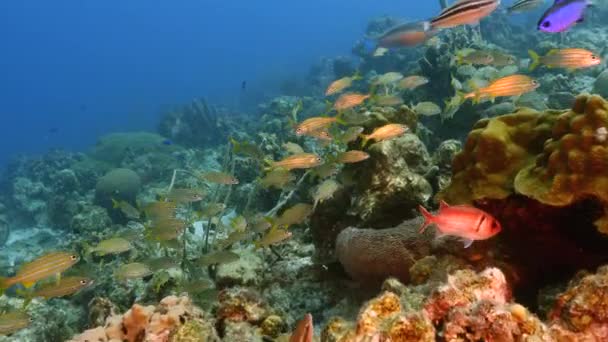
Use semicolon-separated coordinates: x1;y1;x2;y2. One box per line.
4;0;608;341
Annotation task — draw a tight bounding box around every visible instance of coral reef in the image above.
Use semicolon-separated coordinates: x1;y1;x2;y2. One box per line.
95;168;141;209
69;295;219;342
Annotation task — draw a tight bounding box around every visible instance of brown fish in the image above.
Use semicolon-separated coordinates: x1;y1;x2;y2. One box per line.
334;93;370;111
336;150;370;164
312;162;340;179
143;201;177;220
254;227;292;249
430;0;500;29
200;171;239;185
275;203;314;227
86;237;131;256
399;75;429;90
0;251;80;289
268;153;323;171
197;250;240;266
360;124;408;147
307;129;333;142
339;126;364;144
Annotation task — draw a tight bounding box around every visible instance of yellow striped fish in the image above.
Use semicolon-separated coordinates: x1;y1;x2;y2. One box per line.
529;49;600;71
268;153;323;171
463;74;539;103
0;251;80;289
28;276;94;299
295;117;339;136
431;0;500;29
333;93;370;111
0;311;31;335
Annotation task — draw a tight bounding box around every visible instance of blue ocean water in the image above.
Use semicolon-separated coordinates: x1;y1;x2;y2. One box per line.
0;0;437;166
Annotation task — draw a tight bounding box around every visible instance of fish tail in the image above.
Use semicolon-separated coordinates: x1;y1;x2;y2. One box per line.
528;50;540;71
352;69;362;81
335;111;347;126
360;134;370;148
0;277;8;295
111;198;119;209
417;205;434;233
253;241;262;250
456;55;463;65
229;137;241;153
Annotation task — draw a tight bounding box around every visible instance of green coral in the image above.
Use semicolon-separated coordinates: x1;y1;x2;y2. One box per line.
94;168;141;207
91;132;171;165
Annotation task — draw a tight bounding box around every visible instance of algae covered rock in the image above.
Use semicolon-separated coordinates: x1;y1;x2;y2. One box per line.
216;248;264;287
350;133;433;227
90;131;170;165
593;69;608;98
94;168;141;207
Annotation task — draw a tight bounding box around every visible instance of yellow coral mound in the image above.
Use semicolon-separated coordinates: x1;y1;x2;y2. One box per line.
515;95;608;233
442;94;608;233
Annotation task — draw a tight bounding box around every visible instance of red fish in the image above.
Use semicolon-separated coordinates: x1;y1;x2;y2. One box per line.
290;313;313;342
418;201;501;248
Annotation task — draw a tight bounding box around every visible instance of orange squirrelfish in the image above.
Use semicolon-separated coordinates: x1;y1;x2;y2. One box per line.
269;153;323;171
528;49;601;71
360;123;408;147
431;0;500;29
463;74;539;103
418;200;501;248
325;74;360;96
0;252;80;289
295;117;338;136
334;93;370;111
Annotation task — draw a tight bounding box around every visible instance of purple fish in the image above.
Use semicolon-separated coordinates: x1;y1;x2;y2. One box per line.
537;0;590;33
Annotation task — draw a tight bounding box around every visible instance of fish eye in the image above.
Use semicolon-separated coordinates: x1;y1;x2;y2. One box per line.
80;280;88;285
70;254;79;260
316;157;322;162
295;128;303;134
592;55;598;60
532;80;539;86
542;21;551;28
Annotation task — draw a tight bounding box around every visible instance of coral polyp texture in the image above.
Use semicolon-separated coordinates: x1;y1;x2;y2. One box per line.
442;94;608;234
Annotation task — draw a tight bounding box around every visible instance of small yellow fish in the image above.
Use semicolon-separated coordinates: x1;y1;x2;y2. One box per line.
197;250;240;266
334;93;370;111
275;203;314;227
146;256;180;271
230;138;264;160
166;188;205;203
529;49;601;71
201;171;239;185
269;153;323;171
374;95;404;106
463;74;539;103
180;279;214;294
86;237;131;256
313;179;340;209
360;123;409;147
111;199;140;219
336;150;370;164
0;251;80;290
399;75;429;90
442;93;464;120
143;201;177;220
312;162;340;179
325;73;361;96
372;72;404;85
28;276;93;299
216;231;250;249
0;312;31;335
254;227;292;249
339;126;364;144
490;51;517;66
230;215;248;231
114;262;153;281
282;142;304;155
295;117;338;136
145;217;186;241
249;214;272;233
373;47;389;57
260;169;294;189
199;203;226;217
414;101;442;116
456;50;494;65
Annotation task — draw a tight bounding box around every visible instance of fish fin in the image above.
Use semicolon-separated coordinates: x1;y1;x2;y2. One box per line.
417;205;434;233
335;112;347;125
462;238;474;248
528;50;540;71
360;134;370;148
439;200;450;210
22;281;36;289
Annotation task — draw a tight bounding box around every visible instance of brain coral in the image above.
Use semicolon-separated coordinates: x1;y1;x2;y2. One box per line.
95;168;141;207
442;94;608;234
